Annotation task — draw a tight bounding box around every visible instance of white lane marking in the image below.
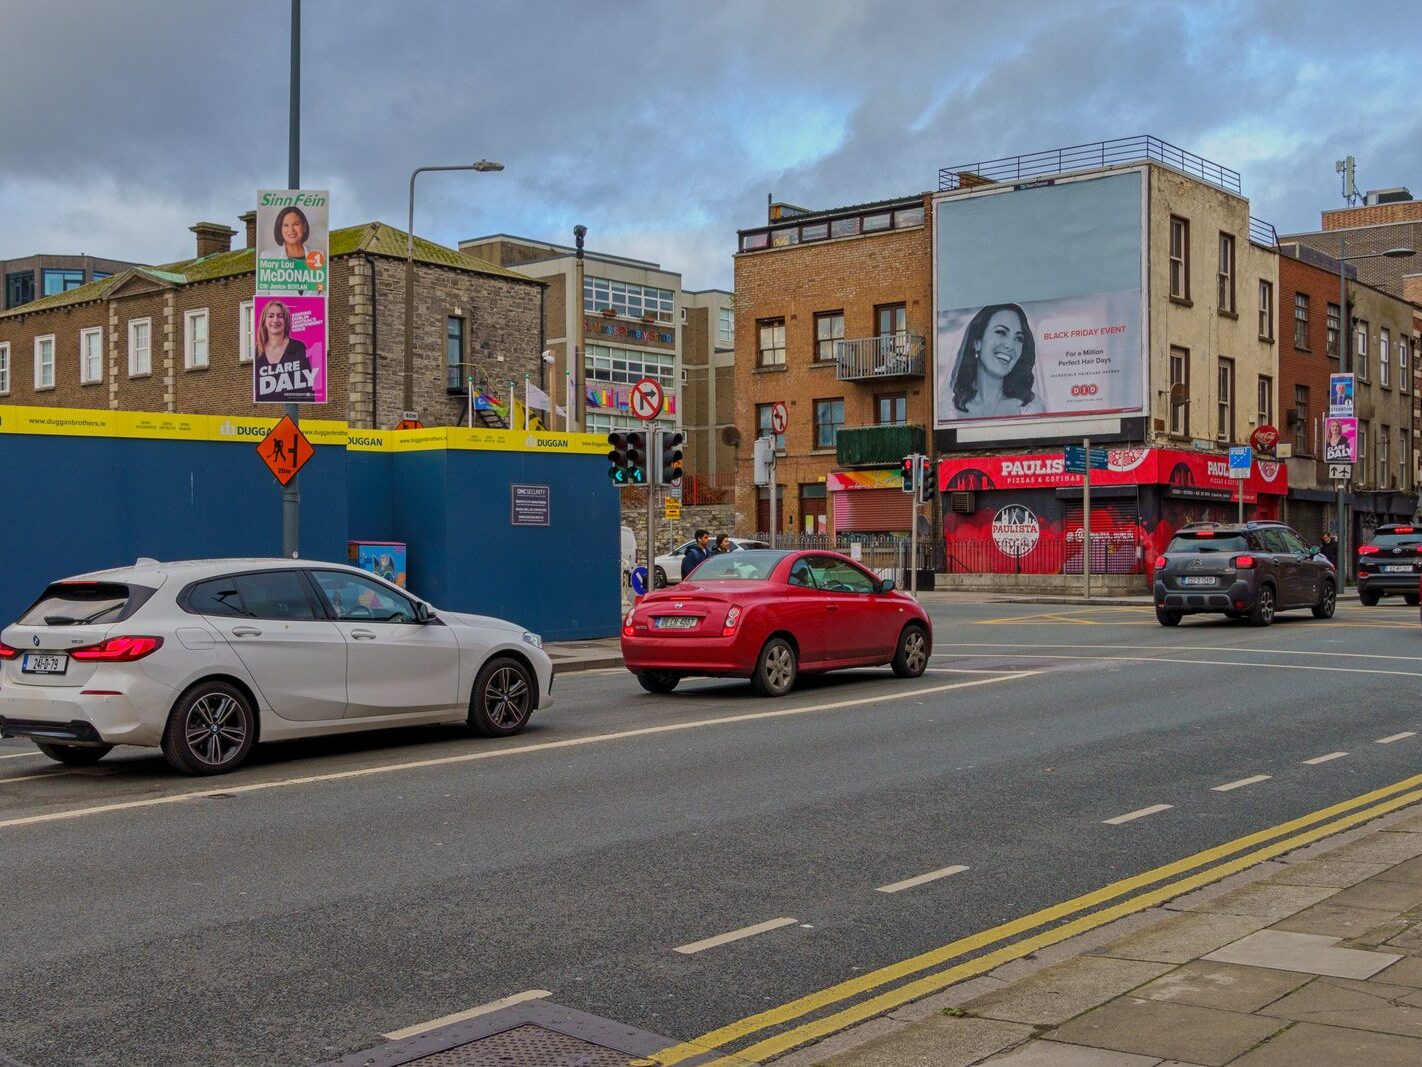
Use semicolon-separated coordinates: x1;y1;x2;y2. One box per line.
0;771;79;785
935;642;1422;663
382;989;552;1040
1103;804;1173;825
876;865;970;894
0;671;1037;831
1378;732;1417;744
674;917;799;955
1213;774;1273;792
0;750;42;760
933;651;1422;679
1304;752;1349;765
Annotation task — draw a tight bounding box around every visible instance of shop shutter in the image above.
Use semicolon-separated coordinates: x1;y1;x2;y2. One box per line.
1063;499;1140;574
833;487;913;532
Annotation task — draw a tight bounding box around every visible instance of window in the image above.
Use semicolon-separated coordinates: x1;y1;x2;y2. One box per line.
1169;216;1190;300
895;206;925;228
1381;426;1390;486
876;303;907;341
862;212;892;233
875;392;907;425
1400;336;1411;394
1358;423;1368;482
1381;328;1391;388
0;342;9;394
183;309;209;369
311;570;417;623
127;318;151;376
1356;319;1369;380
1258;280;1273;340
239;300;254;363
1169;345;1190;435
1217;233;1235;313
830;217;860;239
1293;385;1309;453
41;269;85;296
34;335;55;389
187;571;318;621
582;277;676;322
814;311;844;363
717;306;734;346
813;398;844;450
79;327;103;385
585;344;676;387
804;555;876;593
1293;292;1310;350
756;403;785;451
757;318;786;367
1217;357;1234;441
800;222;829;242
1257;375;1272;429
5;270;34;309
1327;303;1340;358
1401;429;1409;489
445;315;465;391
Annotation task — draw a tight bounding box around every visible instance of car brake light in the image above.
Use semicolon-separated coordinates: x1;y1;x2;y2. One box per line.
722;606;743;637
1233;555;1256;569
1154;556;1167;570
69;636;163;662
1194;530;1215;538
1359;545;1381;555
1397;527;1415;534
622;610;635;638
0;642;17;659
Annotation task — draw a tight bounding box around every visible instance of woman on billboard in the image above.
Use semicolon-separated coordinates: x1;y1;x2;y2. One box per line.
255;300;314;403
265;206;311;260
949;303;1045;418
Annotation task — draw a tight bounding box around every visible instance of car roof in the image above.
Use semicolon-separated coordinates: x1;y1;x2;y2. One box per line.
1176;522;1284;535
61;557;365;585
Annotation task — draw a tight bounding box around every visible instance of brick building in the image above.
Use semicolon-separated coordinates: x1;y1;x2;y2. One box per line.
2;253;142;310
680;288;736;482
0;215;543;430
1282;191;1422;306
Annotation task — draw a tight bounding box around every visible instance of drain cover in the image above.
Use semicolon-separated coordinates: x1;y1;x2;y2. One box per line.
401;1024;632;1067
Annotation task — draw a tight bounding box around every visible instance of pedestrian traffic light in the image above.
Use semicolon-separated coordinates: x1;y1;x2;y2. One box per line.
658;430;685;486
607;431;648;485
919;456;936;503
900;455;916;494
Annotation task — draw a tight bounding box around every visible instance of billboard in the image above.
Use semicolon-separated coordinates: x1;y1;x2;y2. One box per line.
253;296;327;404
934;171;1145;431
1323;416;1357;464
1328;373;1354;418
256;189;329;295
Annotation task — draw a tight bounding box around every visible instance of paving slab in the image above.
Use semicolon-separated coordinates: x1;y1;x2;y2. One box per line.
1375;955;1422;988
1381;811;1422;834
1130;961;1312;1013
1257;975;1422;1038
964;956;1172;1027
1202;929;1402;979
1092;912;1269;965
1326;832;1422;866
1326;877;1422;913
816;1016;1033;1067
1265;859;1391;889
1048;998;1286;1066
1229;1021;1422;1065
979;1039;1162;1065
1271;901;1401;938
1383;922;1422;952
1181;882;1338;921
1374;854;1422;884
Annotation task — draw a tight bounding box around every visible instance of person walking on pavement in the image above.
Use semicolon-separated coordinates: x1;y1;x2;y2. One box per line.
1320;530;1339;572
682;529;712;580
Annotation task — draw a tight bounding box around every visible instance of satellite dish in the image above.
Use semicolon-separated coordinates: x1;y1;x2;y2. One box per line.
722;426;742;447
1169;383;1188;404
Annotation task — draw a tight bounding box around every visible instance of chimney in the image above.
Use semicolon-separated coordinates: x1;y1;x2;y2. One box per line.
238;210;257;249
190;222;237;258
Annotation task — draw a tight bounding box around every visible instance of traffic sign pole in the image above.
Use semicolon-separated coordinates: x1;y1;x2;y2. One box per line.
1083;437;1091;600
283;0;301;558
910;453;919;599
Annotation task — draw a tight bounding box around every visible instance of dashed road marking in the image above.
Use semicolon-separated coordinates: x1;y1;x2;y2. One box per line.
1103;803;1173;825
1378;732;1417;744
933;650;1422;679
1303;752;1349;765
876;865;970;894
675;917;799;955
382;989;552;1040
0;750;41;760
1213;774;1272;792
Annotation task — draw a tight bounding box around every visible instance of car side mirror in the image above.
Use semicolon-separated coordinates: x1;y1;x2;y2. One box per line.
1307;546;1321;557
880;578;896;593
414;601;434;623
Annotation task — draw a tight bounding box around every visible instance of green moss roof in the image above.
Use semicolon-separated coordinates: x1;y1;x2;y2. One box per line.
1;222;536;318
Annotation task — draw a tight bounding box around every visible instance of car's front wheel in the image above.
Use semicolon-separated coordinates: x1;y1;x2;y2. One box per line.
636;670;681;694
1249;585;1276;626
891;624;930;678
1313;582;1337;619
470;656;535;737
162;681;256;775
751;637;797;697
35;741;112;766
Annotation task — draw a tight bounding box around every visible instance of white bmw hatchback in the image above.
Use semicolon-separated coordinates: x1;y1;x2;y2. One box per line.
0;558;553;775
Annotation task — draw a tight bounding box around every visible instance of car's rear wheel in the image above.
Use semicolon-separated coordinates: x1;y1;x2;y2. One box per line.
35;741;112;766
1360;588;1381;606
162;681;256;775
751;637;797;697
1313;582;1337;619
636;670;681;694
1155;607;1182;627
1249;585;1276;626
891;624;930;678
470;656;535;737
653;566;669;589
1406;593;1420;607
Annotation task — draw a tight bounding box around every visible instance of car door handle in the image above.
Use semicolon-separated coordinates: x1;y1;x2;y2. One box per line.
350;629;378;640
231;626;262;637
826;604;839;611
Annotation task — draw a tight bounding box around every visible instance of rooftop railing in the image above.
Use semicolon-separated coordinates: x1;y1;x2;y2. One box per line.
938;136;1242;197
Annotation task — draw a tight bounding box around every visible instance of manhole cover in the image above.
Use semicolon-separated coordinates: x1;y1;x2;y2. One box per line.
401;1024;634;1067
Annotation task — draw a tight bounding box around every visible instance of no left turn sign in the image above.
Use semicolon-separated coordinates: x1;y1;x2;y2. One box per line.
631;377;664;421
770;401;788;434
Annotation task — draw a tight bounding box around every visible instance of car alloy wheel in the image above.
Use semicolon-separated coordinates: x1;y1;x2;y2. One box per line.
653;566;668;588
892;625;929;678
1250;586;1275;627
470;656;535;737
752;638;797;697
162;681;256;775
1313;582;1336;619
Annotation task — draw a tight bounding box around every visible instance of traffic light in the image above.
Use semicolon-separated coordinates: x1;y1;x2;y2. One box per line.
919;456;936;502
900;455;916;494
658;430;685;486
607;431;648;485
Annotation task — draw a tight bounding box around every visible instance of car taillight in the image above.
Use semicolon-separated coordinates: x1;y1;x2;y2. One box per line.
0;642;17;660
69;636;163;662
1359;545;1381;556
722;606;743;637
1154;557;1167;570
1397;527;1415;534
622;610;635;638
1233;555;1257;570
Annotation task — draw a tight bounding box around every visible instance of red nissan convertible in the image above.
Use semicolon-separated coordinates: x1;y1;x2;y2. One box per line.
621;549;932;696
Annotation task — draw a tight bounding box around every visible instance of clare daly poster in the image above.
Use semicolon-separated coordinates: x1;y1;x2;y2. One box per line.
253;296;327;404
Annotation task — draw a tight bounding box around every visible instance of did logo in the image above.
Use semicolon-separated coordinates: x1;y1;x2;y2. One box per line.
1070;383;1100;397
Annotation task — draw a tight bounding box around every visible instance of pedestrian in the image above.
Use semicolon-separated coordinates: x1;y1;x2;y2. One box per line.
712;534;734;555
1320;530;1339;570
682;528;712;579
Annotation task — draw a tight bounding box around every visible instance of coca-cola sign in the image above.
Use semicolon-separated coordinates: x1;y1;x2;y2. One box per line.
1250;425;1280;456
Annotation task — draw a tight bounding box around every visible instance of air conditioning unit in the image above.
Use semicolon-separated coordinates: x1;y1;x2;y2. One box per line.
950;491;975;514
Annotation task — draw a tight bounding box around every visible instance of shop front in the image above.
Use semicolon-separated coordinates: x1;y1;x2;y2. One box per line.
827;469;914;535
938;447;1289;582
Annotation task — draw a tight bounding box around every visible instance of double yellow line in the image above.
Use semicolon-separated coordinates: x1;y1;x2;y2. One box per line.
649;771;1422;1066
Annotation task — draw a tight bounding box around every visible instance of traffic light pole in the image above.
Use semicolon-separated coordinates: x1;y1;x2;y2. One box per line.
909;455;919;599
1083;436;1092;600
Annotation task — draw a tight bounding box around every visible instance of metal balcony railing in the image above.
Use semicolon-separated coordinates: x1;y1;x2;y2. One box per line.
1249;217;1279;248
938;136;1242;196
835;334;925;381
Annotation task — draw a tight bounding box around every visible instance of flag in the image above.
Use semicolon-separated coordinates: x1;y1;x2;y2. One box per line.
555;405;567;419
526;380;552;411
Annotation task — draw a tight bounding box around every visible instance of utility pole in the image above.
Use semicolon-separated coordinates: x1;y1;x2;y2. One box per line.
1082;437;1091;599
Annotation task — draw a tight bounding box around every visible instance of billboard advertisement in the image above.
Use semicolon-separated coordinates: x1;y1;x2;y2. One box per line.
253;296;327;404
1323;416;1357;464
934;171;1145;431
1328;373;1354;418
256;189;329;295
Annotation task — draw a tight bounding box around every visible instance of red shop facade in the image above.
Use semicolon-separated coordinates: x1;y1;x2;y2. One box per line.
937;447;1288;582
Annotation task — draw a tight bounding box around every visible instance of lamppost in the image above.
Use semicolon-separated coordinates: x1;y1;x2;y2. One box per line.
1333;240;1414;588
572;224;587;432
402;160;504;418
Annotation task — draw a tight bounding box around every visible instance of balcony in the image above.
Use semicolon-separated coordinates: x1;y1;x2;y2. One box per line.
835;334;926;381
836;424;926;468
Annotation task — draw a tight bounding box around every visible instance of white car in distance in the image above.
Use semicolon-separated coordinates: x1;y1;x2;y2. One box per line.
653;537;770;587
0;558;553;775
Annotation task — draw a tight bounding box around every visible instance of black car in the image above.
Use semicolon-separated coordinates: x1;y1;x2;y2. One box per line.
1153;521;1336;627
1356;524;1422;606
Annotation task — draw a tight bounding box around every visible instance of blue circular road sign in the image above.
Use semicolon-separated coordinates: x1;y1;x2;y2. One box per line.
631;566;649;595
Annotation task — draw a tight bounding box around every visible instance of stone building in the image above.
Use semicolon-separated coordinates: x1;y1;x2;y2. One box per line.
0;214;543;430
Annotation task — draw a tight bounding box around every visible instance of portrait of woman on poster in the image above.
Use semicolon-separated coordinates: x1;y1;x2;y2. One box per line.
950;303;1045;418
265;206;310;260
1324;419;1351;462
258;301;309;371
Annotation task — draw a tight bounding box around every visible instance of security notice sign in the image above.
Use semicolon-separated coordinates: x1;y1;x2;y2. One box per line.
510;484;551;526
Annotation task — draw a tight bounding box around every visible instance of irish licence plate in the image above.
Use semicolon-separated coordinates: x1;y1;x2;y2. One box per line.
654;616;698;630
1179;576;1216;586
1382;565;1414;573
21;653;68;674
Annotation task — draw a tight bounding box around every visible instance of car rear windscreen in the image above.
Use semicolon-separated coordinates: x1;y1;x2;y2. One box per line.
1367;532;1422;549
689;551;786;581
1166;534;1250;553
17;582;150;626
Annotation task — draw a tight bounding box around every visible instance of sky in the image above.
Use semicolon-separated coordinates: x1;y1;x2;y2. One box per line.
2;0;1419;291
